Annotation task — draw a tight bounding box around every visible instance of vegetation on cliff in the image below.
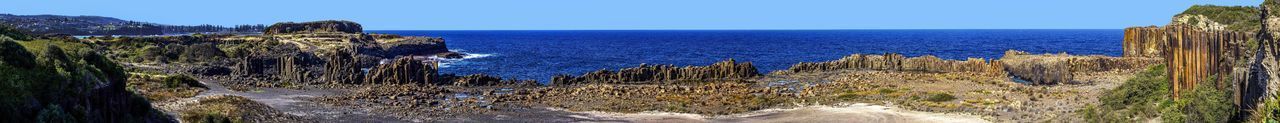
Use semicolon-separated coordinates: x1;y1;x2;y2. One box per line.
263;20;362;35
1176;5;1260;32
0;27;170;122
1081;64;1236;123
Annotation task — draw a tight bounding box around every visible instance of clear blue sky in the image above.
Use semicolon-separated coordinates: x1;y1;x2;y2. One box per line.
0;0;1261;30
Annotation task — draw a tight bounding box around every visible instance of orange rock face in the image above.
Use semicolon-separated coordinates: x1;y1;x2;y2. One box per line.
1125;25;1254;98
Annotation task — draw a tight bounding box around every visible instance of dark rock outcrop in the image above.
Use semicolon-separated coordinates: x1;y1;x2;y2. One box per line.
443;74;539;87
551;59;759;85
379;37;450;57
785;53;1006;76
277;53;311;84
263;20;362;35
363;57;439;85
323;48;364;84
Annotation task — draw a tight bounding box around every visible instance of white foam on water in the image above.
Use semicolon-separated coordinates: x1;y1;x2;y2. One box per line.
432;50;495;68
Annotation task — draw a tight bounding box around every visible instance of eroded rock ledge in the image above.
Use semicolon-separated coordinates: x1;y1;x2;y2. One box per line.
1000;50;1159;85
550;59;759;85
782;53;1006;76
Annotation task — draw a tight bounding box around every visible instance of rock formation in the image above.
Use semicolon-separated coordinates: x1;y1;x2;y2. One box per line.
323;48;364;84
277;53;310;84
446;74;539;87
551;59;759;85
263;20;362;35
1163;25;1253;96
1124;26;1168;57
1123;24;1254;96
785;53;1006;76
363;57;439;85
1001;50;1160;84
378;36;450;57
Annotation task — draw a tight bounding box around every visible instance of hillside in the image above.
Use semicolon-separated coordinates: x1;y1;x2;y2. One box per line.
0;14;265;35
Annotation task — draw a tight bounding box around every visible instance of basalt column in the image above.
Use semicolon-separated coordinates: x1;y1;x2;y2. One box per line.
324;48;364;84
1164;25;1252;98
1124;26;1167;57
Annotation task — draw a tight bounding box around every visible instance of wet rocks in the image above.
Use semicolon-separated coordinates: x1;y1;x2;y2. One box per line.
551;59;759;85
363;57;439;85
445;74;540;87
263;20;363;35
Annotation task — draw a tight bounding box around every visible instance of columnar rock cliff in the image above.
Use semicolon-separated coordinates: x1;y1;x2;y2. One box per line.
263;20;363;35
1163;25;1253;97
785;53;1006;76
551;59;759;85
277;54;309;84
1123;24;1255;97
323;48;364;84
363;57;439;85
1124;26;1168;57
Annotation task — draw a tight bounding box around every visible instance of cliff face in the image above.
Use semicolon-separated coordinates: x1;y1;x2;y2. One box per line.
323;48;364;84
551;59;759;85
1123;24;1255;97
363;57;439;85
785;53;1006;76
263;20;362;35
1124;26;1168;57
1163;25;1253;97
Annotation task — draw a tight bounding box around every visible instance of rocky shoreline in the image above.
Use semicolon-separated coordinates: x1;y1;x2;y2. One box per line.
78;20;1166;122
3;10;1260;122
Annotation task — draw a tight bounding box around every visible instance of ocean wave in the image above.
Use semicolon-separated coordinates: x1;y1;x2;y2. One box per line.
433;50;495;68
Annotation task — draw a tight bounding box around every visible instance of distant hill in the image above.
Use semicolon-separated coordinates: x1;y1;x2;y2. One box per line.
0;14;265;35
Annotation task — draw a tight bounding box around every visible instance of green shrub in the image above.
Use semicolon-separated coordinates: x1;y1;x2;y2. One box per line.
0;25;31;41
36;105;75;123
1179;5;1261;32
163;75;204;88
1162;76;1236;123
922;93;956;102
1083;64;1169;122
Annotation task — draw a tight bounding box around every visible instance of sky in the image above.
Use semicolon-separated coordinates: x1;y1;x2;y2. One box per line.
0;0;1263;30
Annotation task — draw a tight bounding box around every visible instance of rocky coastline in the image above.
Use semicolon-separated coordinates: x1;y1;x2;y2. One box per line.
8;2;1280;122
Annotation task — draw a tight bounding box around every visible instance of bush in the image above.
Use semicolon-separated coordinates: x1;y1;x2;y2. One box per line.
1179;5;1261;32
923;93;956;102
1083;64;1237;122
1162;76;1236;123
1083;64;1168;122
163;75;204;88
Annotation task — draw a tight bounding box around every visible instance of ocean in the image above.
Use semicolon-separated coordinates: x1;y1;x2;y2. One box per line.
368;30;1123;83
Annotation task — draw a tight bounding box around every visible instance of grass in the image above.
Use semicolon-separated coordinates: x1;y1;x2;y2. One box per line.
922;92;957;102
127;73;207;102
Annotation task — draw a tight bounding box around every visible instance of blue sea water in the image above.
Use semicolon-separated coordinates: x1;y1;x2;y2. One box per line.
368;30;1123;83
